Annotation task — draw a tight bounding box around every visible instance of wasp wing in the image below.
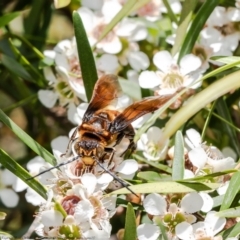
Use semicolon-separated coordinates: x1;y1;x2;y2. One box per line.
110;95;174;133
83;74;122;122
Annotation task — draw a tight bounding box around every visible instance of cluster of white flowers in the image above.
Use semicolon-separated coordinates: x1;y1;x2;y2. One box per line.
12;0;239;239
26;134;138;238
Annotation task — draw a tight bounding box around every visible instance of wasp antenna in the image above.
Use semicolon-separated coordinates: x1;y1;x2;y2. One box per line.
94;158;138;198
27;155;80;180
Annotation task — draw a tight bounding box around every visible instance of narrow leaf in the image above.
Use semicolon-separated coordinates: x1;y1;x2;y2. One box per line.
172;0;198;56
221;222;240;238
137;171;171;182
0;109;56;166
133;154;172;174
217;206;240;218
1;54;33;82
163;70;240;139
0;12;20;28
72;11;98;101
211;56;240;67
124;203;137;240
111;182;220;195
0;149;47;200
216;98;240;156
172;131;184;181
178;0;220;60
220;171;240;211
162;0;178;24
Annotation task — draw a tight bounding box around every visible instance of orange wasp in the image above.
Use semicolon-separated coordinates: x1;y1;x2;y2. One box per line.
32;74;175;194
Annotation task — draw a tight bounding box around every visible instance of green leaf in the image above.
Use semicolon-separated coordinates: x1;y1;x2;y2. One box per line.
8;39;45;87
172;131;184;181
111;181;220;195
211;56;240;67
1;54;33;82
178;0;220;60
162;0;178;24
220;172;240;211
72;11;98;101
96;0;139;45
180;170;236;182
221;222;240;238
164;70;240;139
216;98;240;156
217;206;240;218
123;203;137;240
137;171;171;182
0;231;13;239
0;109;56;166
0;149;47;200
172;0;198;56
0;12;20;28
133;154;172;174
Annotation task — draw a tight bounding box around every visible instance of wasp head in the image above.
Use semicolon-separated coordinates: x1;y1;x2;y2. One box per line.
74;140;104;166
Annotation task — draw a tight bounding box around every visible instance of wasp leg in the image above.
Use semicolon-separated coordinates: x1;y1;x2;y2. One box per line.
93;156;138;197
61;127;79;157
27;155;81;180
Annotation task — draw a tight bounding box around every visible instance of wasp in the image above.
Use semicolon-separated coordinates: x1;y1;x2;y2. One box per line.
32;75;175;195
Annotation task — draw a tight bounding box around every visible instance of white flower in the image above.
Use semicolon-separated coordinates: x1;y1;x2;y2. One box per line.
0;169;28;208
185;129;236;174
176;211;226;240
143;193;204;230
138;126;169;161
78;4;122;54
116;18;148;42
139;51;202;95
200;6;240;58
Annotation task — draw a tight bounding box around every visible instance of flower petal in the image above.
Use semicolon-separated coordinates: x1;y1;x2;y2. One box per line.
180;54;201;75
0;188;19;208
175;221;193;240
137;223;160;240
115;159;138;175
74;200;94;223
128;51;150;71
38;90;58;108
96;54;119;73
185;128;202;149
138;71;160;89
41;210;63;226
188;147;207;170
143;193;166;215
181;192;203;213
204;211;226;235
153;51;173;72
199;192;213;213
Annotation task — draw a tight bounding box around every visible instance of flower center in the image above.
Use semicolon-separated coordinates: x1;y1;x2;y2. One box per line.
147;142;161;158
56;81;74;100
215;22;236;36
161;65;184;89
61;195;81;215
